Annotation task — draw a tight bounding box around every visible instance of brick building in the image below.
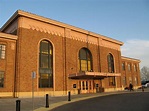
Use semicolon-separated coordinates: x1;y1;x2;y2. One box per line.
0;10;141;97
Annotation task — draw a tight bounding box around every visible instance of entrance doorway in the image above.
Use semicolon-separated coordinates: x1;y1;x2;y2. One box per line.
79;80;94;93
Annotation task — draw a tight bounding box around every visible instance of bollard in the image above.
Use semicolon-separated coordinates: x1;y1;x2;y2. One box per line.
16;100;21;111
142;86;144;92
45;94;49;108
68;91;71;101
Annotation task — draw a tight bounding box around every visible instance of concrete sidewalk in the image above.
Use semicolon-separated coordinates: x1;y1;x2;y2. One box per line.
0;89;145;111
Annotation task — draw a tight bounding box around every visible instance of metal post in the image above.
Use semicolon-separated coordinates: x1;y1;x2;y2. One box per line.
142;86;144;92
68;91;71;101
32;71;36;111
16;100;21;111
45;94;49;108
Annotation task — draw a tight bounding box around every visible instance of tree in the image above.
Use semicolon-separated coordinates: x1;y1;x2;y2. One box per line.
141;66;149;81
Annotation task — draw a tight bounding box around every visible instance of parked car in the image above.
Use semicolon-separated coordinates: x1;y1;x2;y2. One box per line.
141;81;149;88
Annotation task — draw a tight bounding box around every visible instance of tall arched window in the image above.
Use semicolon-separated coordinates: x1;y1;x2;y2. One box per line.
107;53;114;73
39;40;53;88
107;53;115;86
78;48;93;72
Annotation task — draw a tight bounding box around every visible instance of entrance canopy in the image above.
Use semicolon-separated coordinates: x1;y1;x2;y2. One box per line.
69;71;121;80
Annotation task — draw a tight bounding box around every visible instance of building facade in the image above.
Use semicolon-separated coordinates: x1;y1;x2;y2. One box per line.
121;56;141;89
0;10;141;97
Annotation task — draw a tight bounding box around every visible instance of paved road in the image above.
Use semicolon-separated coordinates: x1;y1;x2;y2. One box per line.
0;91;127;111
50;92;149;111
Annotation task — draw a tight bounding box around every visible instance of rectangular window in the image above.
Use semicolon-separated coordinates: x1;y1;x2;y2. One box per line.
128;63;131;71
0;44;6;59
0;71;4;87
134;77;138;85
80;60;87;71
122;63;125;71
129;77;132;83
123;76;127;86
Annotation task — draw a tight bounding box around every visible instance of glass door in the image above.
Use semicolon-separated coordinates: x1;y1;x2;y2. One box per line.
79;80;93;93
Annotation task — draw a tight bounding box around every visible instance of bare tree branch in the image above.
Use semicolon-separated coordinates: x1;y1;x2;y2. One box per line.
141;66;149;81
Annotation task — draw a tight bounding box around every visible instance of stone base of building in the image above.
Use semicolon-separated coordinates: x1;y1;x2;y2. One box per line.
13;91;68;98
104;87;123;92
0;92;14;97
0;86;142;98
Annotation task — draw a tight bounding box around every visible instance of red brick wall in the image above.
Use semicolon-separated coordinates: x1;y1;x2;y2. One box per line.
16;27;66;92
16;26;126;92
0;38;16;92
99;46;122;88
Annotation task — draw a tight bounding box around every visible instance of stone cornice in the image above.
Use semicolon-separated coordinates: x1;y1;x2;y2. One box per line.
0;32;18;40
121;56;141;63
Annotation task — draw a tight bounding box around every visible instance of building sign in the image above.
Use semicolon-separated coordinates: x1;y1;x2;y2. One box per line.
32;71;36;79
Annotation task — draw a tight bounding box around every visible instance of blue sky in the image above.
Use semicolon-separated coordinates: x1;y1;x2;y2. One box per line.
0;0;149;68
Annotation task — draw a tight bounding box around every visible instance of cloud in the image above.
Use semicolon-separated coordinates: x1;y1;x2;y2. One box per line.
121;39;149;68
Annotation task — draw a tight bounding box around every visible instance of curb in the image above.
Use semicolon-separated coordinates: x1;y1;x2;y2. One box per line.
34;90;145;111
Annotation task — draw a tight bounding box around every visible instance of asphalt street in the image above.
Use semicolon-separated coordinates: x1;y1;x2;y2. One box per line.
50;92;149;111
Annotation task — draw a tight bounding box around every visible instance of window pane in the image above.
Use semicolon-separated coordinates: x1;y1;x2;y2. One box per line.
0;45;6;59
81;60;87;71
78;59;80;70
41;74;49;79
79;49;87;60
50;49;52;55
1;51;5;59
41;41;49;54
88;61;91;71
2;45;6;50
40;54;49;68
87;53;91;60
39;73;53;88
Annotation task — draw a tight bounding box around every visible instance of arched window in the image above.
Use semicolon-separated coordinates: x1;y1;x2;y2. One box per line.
78;48;93;72
107;53;114;73
39;40;53;88
107;53;115;86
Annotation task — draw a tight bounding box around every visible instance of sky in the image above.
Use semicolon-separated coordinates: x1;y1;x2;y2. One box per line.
0;0;149;68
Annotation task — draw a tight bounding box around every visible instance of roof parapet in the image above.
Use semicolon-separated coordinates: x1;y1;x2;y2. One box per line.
1;10;123;45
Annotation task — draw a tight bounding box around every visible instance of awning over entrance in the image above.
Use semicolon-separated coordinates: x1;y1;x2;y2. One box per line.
69;71;121;79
